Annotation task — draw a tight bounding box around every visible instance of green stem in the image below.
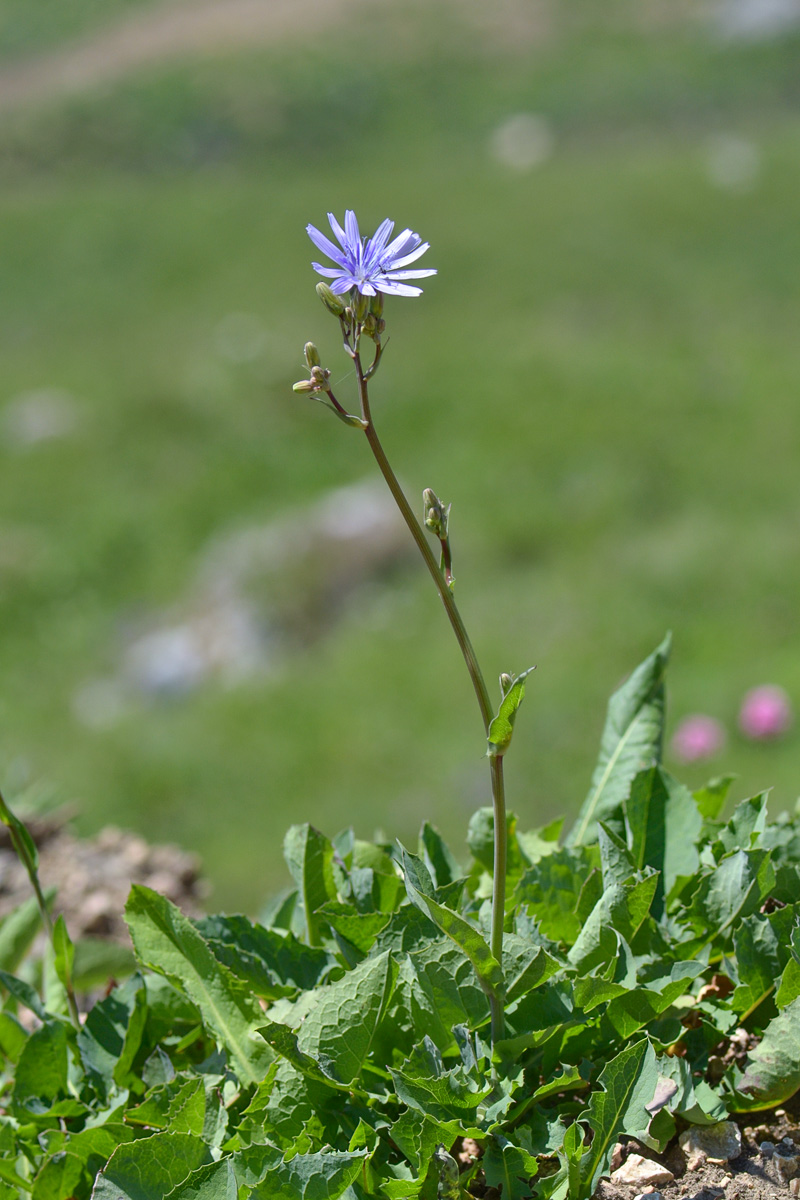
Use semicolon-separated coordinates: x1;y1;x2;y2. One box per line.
0;789;80;1029
354;349;506;1043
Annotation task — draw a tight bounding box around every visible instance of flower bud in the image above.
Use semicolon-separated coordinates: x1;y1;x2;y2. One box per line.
353;291;369;323
423;488;449;538
293;379;316;393
304;342;321;369
370;292;384;319
316;282;346;316
499;673;514;697
310;365;331;388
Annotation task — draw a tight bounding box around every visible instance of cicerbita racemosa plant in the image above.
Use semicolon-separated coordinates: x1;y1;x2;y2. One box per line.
294;210;533;1047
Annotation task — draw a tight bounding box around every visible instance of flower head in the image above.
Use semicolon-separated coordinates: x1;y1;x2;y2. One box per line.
307;210;436;298
739;685;792;740
671;714;726;764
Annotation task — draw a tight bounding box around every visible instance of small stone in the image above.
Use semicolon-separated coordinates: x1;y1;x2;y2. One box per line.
679;1121;742;1170
773;1145;800;1183
760;1141;775;1159
789;1178;800;1197
633;1192;661;1200
610;1154;675;1188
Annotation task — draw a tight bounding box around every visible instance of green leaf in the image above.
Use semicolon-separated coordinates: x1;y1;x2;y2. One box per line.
164;1158;237;1200
685;849;774;951
195;913;335;998
694;775;735;820
313;903;390;954
731;910;790;1017
91;1132;211;1200
625;767;702;914
401;847;503;1000
578;1038;661;1197
126;1076;208;1134
247;1149;368;1200
515;846;600;944
33;1125;133;1200
569;635;670;847
730;995;800;1111
777;957;800;1008
0;794;39;870
714;794;770;857
0;967;47;1020
283;824;338;946
568;875;658;973
598;823;637;889
124;885;272;1086
483;1135;538;1200
293;949;397;1084
12;1019;69;1118
0;894;47;975
77;973;148;1096
257;1021;351;1092
420;821;460;888
487;667;535;757
51;915;75;999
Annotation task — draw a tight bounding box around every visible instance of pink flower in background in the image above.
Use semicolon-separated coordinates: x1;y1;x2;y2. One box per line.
671;714;726;764
739;685;792;740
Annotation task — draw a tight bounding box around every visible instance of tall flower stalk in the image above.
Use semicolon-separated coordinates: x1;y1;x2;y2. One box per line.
296;211;533;1048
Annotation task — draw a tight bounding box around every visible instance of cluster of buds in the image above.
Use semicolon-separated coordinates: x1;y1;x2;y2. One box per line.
315;283;385;346
293;342;331;394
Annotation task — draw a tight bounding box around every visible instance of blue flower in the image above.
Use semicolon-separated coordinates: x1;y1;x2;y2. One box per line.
307;210;436;298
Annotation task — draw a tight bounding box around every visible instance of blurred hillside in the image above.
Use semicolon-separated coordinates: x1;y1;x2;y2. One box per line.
1;0;800;910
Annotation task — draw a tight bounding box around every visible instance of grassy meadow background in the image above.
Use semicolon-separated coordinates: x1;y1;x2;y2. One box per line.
1;0;799;910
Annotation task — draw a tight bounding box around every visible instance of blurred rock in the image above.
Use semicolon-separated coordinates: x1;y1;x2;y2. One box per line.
0;811;205;947
715;0;800;39
489;112;554;171
706;134;760;192
1;388;78;448
101;479;414;704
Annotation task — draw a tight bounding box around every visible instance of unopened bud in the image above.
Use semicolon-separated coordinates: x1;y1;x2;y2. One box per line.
293;379;316;393
304;342;321;369
344;306;355;326
423;488;449;538
316;282;346;316
310;365;330;388
362;314;378;339
353;291;369;323
370;292;384;319
499;673;514;697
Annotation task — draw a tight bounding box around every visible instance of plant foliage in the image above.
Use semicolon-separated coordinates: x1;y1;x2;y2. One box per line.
1;643;800;1198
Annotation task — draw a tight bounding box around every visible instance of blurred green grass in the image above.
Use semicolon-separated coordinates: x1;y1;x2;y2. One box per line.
2;3;800;909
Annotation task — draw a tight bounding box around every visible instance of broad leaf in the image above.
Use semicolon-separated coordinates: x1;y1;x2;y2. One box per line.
91;1132;211;1200
569;635;670;846
401;847;503;999
578;1038;661;1196
294;949;397;1084
247;1149;368;1199
283;824;337;946
125;886;272;1085
164;1158;237;1200
731;995;800;1110
483;1135;538;1200
625;767;702;914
